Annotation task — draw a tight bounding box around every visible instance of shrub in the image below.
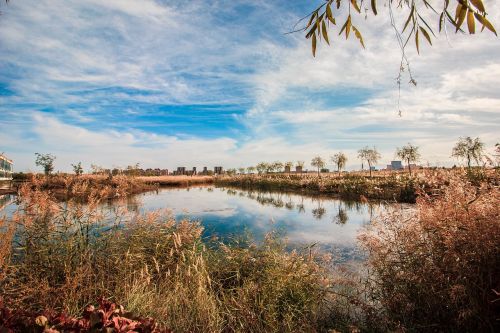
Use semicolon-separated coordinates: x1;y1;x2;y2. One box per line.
359;174;500;332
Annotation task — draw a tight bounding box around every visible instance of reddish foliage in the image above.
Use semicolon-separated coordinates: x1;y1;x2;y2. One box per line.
0;298;171;333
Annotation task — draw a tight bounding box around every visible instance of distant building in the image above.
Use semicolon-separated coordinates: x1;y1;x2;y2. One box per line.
175;167;186;175
284;165;291;173
295;166;303;173
390;161;403;170
214;166;223;175
0;154;13;180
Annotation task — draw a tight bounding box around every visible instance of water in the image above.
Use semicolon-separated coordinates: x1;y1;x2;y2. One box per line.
1;186;390;260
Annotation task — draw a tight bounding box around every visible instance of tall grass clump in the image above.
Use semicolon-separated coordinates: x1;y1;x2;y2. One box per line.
0;180;339;332
359;173;500;332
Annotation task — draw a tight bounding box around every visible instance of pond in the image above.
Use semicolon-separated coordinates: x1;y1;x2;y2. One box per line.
1;186;396;261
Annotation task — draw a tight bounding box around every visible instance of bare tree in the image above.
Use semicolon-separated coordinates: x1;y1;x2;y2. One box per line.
357;147;381;177
331;152;347;175
452;136;484;170
311;156;325;176
396;143;420;176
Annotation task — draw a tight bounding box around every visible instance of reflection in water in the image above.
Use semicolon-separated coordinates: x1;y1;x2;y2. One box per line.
0;194;15;212
333;205;349;225
1;186;393;261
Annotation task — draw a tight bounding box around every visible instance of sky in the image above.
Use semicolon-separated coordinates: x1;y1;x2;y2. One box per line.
0;0;499;172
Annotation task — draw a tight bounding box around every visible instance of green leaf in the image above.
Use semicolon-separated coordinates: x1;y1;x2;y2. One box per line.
419;26;432;45
474;13;497;36
321;20;330;45
371;0;377;15
467;9;475;34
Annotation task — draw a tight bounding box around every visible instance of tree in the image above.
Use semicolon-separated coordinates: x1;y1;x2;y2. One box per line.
247;166;256;174
331;152;347;175
256;162;268;175
311;156;325;176
301;0;496;58
71;162;84;176
396;143;420;176
238;167;245;175
357;147;381;177
452;136;484;170
272;161;284;173
35;153;56;176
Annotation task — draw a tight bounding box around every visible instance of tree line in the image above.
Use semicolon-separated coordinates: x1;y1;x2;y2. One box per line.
32;136;496;177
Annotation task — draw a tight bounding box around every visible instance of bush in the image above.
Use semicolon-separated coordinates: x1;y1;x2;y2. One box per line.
359;174;500;332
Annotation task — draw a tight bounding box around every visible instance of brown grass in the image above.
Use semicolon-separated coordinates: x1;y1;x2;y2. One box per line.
1;169;498;332
137;175;214;187
1;181;334;332
359;172;500;331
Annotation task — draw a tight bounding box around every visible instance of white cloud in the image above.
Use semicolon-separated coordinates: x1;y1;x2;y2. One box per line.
1;0;499;171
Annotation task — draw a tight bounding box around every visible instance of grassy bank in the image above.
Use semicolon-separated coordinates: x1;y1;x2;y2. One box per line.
0;172;498;332
215;172;419;203
137;175;214;187
18;174;157;201
215;169;499;203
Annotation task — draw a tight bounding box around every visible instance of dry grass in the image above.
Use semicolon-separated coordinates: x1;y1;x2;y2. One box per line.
23;174;157;201
1;169;498;332
359;171;500;332
217;168;499;203
137;175;214;186
0;181;334;332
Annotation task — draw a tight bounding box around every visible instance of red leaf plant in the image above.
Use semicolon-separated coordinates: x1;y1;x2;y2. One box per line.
0;297;172;333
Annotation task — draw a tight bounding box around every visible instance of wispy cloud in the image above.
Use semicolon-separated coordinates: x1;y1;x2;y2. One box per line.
0;0;499;171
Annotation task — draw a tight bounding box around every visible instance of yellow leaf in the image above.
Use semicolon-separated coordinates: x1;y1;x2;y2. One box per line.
322;20;330;45
346;15;351;39
419;27;432;45
312;33;317;57
371;0;377;15
467;10;475;34
351;0;361;13
352;26;365;48
474;13;497;36
470;0;485;13
415;29;420;54
403;5;415;33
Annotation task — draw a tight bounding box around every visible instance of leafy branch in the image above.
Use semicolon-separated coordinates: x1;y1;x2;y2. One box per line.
300;0;496;57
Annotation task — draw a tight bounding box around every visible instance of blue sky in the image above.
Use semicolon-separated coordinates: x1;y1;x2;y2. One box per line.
0;0;499;172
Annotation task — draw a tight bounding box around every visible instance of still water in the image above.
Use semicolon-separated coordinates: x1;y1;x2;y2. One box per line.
1;186;391;260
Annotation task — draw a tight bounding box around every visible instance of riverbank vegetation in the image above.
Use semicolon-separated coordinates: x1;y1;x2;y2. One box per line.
0;170;498;332
137;175;214;187
217;168;499;203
